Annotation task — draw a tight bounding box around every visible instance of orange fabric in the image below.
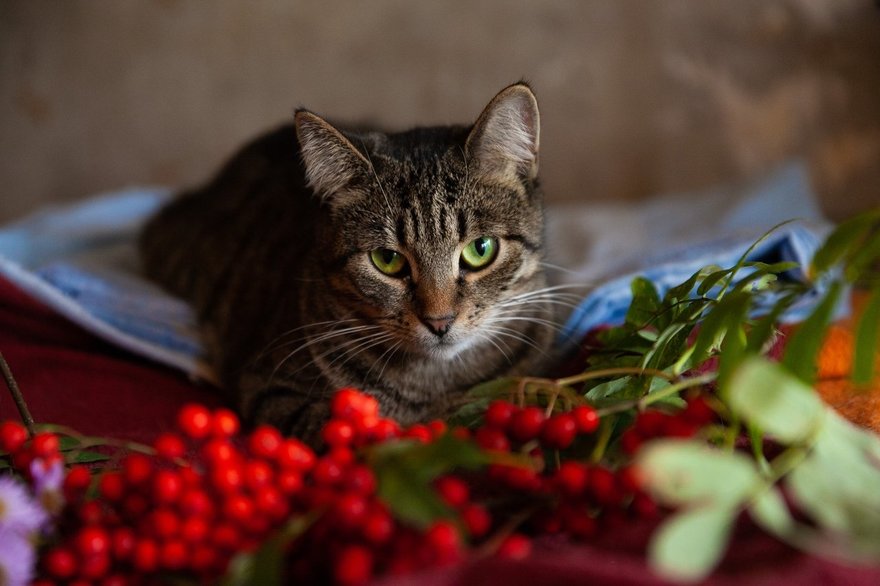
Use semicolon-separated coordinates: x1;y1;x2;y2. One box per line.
815;291;880;432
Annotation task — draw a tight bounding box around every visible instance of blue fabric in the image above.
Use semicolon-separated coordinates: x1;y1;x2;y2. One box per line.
0;163;839;381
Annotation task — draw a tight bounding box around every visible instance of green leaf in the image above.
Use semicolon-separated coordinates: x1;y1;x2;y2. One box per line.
852;283;880;385
728;357;825;444
782;280;843;385
697;268;733;296
636;439;760;507
648;505;736;583
690;291;751;369
811;211;880;276
223;514;315;586
845;227;880;283
70;451;110;464
626;277;661;327
664;266;714;304
449;377;517;427
749;486;795;537
745;291;799;354
372;434;488;528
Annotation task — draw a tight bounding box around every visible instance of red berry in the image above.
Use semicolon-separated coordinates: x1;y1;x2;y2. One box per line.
75;526;110;557
79;552;111;580
211;408;240;437
541;414;577;449
32;432;60;458
312;458;344;486
496;533;531;559
428;419;447;437
152;469;183;504
201;438;236;464
334;544;374;585
509;406;546;442
368;419;400;442
663;417;698;438
362;509;394;544
334;493;368;530
254;486;288;519
332;388;379;421
244;460;274;491
683;395;715;425
632;492;658;519
148;508;180;539
132;539;159;572
343;465;377;494
160;539;188;570
276;439;316;472
0;420;28;453
111;527;136;560
485;399;516;429
63;465;92;498
475;427;510;452
462;504;491;538
620;429;643;455
276;469;303;495
179;488;213;518
435;476;469;509
426;520;461;562
635;410;667;436
555;461;589;497
572;405;600;434
223;494;255;523
210;463;243;493
77;501;103;525
248;425;283;458
43;546;77;579
589;466;619;505
99;472;125;501
403;424;432;443
566;510;598;539
618;466;644;493
122;453;153;486
322;420;355;447
177;403;212;439
154;432;186;460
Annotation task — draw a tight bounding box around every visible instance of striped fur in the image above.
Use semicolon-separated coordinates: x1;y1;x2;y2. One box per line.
139;83;558;442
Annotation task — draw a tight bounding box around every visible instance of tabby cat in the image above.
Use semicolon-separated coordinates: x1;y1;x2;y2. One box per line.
139;82;558;441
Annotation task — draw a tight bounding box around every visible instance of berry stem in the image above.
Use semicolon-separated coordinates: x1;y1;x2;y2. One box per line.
0;351;35;436
554;366;677;388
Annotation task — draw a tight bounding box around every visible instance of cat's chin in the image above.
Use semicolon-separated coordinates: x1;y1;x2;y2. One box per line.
415;333;482;362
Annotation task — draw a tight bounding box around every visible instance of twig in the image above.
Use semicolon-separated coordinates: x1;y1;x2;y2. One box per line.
0;351;35;436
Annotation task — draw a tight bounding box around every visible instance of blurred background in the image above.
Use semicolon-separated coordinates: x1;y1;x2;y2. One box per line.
1;0;879;224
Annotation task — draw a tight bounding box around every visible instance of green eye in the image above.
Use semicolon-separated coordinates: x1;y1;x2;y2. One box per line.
460;237;498;270
370;248;407;276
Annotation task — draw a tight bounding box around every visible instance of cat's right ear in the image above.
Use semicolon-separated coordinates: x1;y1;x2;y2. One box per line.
294;109;370;202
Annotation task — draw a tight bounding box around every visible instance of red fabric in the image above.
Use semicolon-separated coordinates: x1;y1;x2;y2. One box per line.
0;276;878;585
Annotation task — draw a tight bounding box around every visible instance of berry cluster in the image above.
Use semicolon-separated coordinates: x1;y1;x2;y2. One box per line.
619;395;716;455
0;386;720;585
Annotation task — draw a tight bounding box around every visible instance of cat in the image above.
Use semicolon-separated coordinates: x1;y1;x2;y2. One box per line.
139;82;559;441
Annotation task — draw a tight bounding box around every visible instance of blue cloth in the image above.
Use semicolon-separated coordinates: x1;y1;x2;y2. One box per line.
0;163;838;380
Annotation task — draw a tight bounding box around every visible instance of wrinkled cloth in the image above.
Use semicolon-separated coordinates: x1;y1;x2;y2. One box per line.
0;162;836;384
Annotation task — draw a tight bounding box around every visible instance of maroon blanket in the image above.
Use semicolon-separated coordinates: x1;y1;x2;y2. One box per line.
1;276;877;585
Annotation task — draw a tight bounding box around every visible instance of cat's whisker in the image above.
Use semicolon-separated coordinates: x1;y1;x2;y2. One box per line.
257;317;361;357
480;324;547;356
474;329;513;364
367;340;404;387
328;333;398;375
267;325;386;383
485;315;565;333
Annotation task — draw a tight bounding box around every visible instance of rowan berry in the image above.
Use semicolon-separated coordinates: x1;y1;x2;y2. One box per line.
74;526;110;557
323;420;355;447
122;453;152;486
32;432;60;458
177;403;212;439
496;533;531;559
43;546;78;579
509;406;546;442
334;544;374;585
541;414;577;449
403;424;432;443
211;408;240;437
362;509;394;544
152;469;183;504
160;539;188;570
571;405;600;434
111;527;136;560
435;476;469;509
63;465;92;499
276;439;315;472
555;461;589;497
343;465;376;494
248;425;283;458
462;504;491;538
153;432;186;460
78;552;110;580
0;420;28;453
132;539;159;572
98;472;125;501
475;427;510;452
485;400;516;429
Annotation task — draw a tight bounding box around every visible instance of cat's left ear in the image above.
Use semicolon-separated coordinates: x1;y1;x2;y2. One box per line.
294;109;371;202
466;82;540;183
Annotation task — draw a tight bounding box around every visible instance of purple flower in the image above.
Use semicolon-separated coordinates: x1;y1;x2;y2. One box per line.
0;526;36;586
0;475;48;536
30;458;65;515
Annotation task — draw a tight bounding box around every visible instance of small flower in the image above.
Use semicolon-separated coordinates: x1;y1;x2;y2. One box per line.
0;475;48;536
0;526;37;586
30;458;65;516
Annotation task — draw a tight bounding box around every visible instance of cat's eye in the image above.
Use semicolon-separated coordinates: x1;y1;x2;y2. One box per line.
460;237;498;270
370;248;407;276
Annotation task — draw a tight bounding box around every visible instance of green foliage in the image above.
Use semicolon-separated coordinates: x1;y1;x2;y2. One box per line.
371;434;489;528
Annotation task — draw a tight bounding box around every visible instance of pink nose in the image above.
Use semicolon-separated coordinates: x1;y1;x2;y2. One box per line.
421;315;456;337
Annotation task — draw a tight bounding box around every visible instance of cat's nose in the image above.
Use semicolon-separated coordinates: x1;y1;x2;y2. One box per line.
421;314;456;337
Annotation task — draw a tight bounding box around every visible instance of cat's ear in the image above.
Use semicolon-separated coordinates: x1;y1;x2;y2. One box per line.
294;109;370;201
466;83;540;183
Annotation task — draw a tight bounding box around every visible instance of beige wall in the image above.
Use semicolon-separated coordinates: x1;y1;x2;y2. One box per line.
2;0;879;224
